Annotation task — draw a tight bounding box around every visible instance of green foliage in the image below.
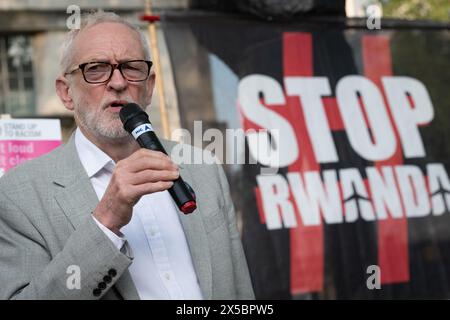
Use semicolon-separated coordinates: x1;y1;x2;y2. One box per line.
382;0;449;22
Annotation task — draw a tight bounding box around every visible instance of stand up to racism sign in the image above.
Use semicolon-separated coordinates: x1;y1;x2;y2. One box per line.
162;14;450;299
0;119;61;176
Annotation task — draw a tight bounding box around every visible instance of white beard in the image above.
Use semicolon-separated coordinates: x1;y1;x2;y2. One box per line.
75;108;130;139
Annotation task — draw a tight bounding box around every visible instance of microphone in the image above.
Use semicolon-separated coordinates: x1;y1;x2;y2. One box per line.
119;103;197;214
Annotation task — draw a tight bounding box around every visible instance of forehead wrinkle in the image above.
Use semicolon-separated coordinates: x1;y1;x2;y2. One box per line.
82;49;139;63
71;23;144;65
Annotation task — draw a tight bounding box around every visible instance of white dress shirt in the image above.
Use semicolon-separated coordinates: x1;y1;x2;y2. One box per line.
74;128;203;300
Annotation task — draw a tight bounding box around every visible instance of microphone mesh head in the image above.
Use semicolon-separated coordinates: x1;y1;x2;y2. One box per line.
119;103;150;133
119;103;144;124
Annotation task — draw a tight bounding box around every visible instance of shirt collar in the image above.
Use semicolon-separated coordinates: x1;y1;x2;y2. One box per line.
74;128;115;178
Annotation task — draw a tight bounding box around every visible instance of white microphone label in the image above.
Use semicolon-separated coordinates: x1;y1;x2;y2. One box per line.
131;123;154;139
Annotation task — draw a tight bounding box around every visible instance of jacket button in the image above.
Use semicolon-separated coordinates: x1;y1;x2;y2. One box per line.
98;282;107;290
108;269;117;277
103;275;112;283
93;288;102;297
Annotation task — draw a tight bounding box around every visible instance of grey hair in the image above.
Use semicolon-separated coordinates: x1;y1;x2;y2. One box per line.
59;10;151;74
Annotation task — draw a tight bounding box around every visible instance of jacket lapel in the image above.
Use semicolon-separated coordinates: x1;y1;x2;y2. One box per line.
52;133;140;300
52;134;99;229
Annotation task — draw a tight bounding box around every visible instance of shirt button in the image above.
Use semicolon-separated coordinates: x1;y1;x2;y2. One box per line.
164;273;170;280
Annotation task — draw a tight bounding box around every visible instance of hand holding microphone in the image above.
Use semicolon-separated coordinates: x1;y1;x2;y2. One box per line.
92;103;196;235
119;103;197;214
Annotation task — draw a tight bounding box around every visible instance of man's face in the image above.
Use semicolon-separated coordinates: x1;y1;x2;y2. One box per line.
63;22;154;140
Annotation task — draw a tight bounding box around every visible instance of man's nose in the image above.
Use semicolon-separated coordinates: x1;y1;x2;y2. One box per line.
107;68;128;91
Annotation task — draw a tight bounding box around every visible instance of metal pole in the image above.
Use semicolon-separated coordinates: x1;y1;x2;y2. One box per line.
144;0;171;139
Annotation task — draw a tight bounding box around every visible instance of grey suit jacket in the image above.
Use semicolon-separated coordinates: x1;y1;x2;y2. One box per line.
0;133;255;300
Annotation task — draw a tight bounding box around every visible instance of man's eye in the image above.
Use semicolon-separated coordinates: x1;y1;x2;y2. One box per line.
87;64;108;72
123;65;140;71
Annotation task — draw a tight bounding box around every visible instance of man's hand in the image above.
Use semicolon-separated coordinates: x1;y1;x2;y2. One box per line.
93;149;179;235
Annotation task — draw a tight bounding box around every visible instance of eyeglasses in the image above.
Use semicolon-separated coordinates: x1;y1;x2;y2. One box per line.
65;60;153;84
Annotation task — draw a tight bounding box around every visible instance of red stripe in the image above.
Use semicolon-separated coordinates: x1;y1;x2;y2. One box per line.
362;35;410;284
284;33;313;76
323;97;344;130
284;32;324;294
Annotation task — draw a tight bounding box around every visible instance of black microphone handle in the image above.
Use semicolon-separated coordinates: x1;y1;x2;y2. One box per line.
135;131;197;214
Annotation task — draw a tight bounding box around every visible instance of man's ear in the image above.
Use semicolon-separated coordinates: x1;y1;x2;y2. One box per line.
55;75;74;111
145;72;156;106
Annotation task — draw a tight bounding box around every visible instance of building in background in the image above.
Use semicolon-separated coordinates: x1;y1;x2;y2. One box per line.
346;0;383;18
0;0;186;140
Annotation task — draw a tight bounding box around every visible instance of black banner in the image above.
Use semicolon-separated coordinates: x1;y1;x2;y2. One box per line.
162;13;450;299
